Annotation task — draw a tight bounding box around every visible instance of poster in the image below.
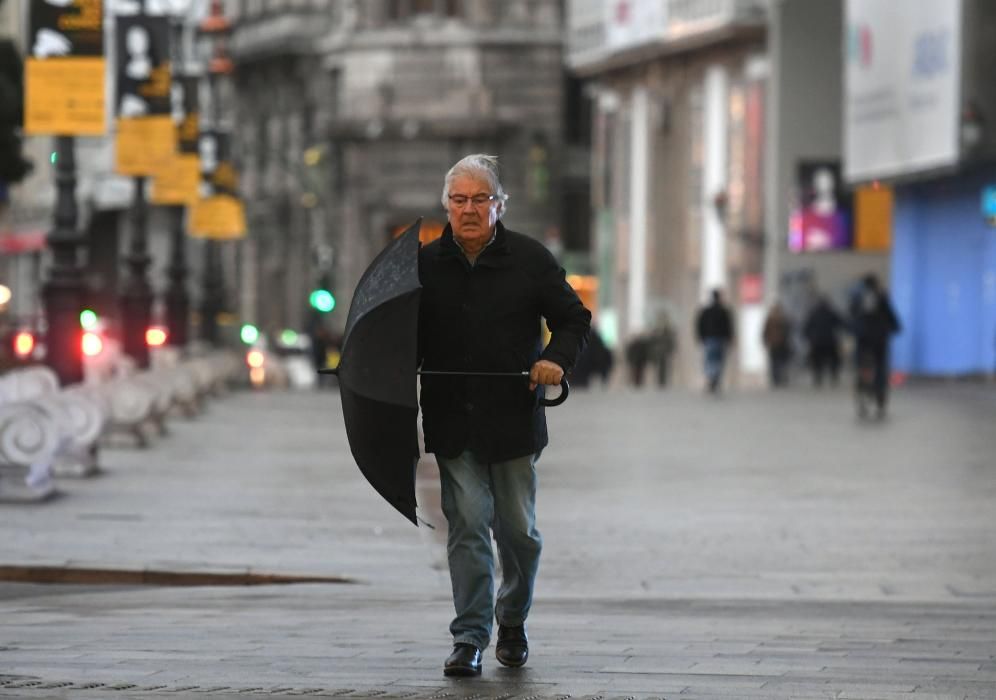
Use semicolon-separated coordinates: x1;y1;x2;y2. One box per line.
114;13;174;176
189;131;246;239
24;0;106;136
788;161;853;253
151;76;201;205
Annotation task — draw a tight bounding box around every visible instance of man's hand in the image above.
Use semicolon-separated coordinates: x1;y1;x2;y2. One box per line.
529;359;564;391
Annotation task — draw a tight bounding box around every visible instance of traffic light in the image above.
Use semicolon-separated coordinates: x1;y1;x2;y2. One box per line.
145;327;168;347
80;309;99;330
309;288;335;313
240;323;259;344
81;331;103;357
0;39;33;185
13;330;35;359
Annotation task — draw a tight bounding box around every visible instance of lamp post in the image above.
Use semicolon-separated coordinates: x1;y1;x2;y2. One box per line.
42;136;85;385
164;2;194;349
197;0;233;347
120;172;153;368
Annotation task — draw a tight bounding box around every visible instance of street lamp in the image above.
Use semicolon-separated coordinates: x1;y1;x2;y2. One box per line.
42;135;85;385
163;0;195;350
196;0;233;347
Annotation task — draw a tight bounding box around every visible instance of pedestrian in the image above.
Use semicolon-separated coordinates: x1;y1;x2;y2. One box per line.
695;289;734;393
762;301;792;388
803;294;844;387
624;334;649;386
417;154;591;677
849;274;900;419
647;318;676;387
573;327;613;388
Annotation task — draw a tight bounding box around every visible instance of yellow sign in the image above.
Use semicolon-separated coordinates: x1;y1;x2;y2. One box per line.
854;185;894;252
189;195;247;240
24;58;106;136
115;116;177;176
150;154;201;205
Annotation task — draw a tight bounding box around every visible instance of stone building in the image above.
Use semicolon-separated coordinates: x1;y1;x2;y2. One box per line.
567;0;767;388
229;0;579;337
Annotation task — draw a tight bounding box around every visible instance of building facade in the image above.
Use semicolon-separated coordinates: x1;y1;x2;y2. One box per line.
841;0;996;377
568;0;767;387
229;0;575;338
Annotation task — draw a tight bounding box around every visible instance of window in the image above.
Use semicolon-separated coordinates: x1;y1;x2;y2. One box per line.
387;0;462;21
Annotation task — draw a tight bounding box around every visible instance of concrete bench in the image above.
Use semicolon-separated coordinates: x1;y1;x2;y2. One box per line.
0;366;106;482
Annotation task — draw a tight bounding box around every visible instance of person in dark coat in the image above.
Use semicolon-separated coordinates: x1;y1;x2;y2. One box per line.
803;294;844;387
573;327;612;388
762;301;792;387
418;154;591;677
647;318;676;387
849;274;900;418
695;289;734;393
624;334;650;386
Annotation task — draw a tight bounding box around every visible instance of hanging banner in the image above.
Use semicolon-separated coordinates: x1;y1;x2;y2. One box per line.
151;76;201;205
24;0;106;136
844;0;963;182
189;195;247;240
189;131;246;239
114;13;174;176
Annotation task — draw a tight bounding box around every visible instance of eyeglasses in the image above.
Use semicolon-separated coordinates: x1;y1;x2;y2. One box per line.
448;193;500;208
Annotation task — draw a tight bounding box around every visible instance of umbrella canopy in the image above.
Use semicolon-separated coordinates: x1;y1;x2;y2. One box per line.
335;219;423;524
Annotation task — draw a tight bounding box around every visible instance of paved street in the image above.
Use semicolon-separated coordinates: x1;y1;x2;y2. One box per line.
1;382;995;699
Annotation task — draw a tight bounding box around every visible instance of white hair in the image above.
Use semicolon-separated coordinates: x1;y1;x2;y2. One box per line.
441;153;509;219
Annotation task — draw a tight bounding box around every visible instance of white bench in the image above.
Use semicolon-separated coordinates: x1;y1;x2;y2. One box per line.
0;366;107;481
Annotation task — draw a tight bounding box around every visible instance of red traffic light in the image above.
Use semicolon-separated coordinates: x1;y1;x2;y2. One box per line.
81;331;103;357
13;331;35;358
146;326;168;347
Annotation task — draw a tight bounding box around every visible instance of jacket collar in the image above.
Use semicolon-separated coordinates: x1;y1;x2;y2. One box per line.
439;221;512;269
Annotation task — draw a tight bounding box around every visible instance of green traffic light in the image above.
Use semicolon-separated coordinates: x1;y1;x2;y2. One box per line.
79;309;98;329
50;151;58;165
240;323;259;344
280;329;298;345
309;289;335;313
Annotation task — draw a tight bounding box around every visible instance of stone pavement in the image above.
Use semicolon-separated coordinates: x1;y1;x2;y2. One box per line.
1;383;994;699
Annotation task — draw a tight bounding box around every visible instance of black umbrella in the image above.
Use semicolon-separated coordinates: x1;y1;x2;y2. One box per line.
322;219;568;525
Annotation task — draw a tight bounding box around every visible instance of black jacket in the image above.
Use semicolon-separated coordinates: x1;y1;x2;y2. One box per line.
696;303;733;343
417;222;591;462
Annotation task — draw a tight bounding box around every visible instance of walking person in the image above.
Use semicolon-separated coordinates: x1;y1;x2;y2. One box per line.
647;317;676;387
762;302;792;388
849;274;900;419
625;334;650;386
695;289;734;394
418;154;591;677
803;294;844;387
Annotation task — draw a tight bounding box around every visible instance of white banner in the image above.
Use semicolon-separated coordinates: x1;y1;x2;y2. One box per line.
604;0;668;53
844;0;962;182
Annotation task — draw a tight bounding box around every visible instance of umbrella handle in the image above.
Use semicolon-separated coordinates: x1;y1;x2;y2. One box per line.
539;377;570;407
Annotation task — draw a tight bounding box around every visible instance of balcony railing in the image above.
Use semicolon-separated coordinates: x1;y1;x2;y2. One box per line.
567;0;766;70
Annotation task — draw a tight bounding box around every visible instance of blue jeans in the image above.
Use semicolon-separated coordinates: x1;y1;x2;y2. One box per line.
703;338;727;389
436;450;542;650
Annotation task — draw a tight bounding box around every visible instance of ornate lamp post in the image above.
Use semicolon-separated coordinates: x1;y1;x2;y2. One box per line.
196;0;233;347
42;136;85;385
163;0;195;349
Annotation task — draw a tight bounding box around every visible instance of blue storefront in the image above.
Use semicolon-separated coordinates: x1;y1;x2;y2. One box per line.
891;171;996;376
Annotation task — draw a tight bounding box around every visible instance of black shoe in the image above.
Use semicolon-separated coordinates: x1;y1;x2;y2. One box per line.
495;624;528;668
444;643;482;677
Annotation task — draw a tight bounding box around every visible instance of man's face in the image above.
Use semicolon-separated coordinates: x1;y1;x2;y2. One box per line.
446;174;499;252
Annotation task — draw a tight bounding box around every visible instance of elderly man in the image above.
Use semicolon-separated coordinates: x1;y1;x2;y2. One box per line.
418;154;590;677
